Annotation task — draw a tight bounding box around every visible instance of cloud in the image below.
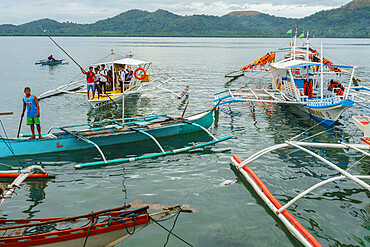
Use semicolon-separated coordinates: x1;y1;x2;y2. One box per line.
0;0;352;24
159;2;340;18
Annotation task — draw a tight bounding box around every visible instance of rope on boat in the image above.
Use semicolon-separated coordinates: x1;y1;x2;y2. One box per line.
163;211;181;247
0;120;23;168
149;213;193;247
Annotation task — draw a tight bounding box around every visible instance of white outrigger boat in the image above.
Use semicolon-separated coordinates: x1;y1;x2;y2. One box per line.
230;115;370;247
217;32;369;126
38;50;189;108
83;53;153;108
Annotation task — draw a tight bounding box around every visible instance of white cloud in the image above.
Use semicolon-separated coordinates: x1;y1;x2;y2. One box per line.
0;0;352;24
161;2;337;18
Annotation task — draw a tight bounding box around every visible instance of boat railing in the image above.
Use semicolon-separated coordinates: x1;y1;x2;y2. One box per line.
46;114;167;133
306;96;343;107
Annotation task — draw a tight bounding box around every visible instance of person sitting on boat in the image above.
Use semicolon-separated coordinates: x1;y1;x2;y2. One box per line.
118;66;126;93
21;87;43;139
48;55;55;62
94;67;101;98
303;79;313;98
81;66;95;99
328;79;345;96
99;64;108;94
124;67;133;90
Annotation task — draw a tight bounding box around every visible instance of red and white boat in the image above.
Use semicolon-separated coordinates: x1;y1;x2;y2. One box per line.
0;204;188;247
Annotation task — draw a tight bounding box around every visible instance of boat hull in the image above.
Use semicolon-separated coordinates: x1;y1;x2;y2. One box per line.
0;207;155;247
37;60;63;66
299;98;353;126
0;110;214;158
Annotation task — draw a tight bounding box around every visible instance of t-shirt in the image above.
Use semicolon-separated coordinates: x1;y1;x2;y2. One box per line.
99;69;107;82
119;70;126;83
94;72;101;83
24;95;38;118
86;71;95;84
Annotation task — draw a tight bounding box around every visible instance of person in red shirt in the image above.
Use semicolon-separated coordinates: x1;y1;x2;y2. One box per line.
81;66;95;99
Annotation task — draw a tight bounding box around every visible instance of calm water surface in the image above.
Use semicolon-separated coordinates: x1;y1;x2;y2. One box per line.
0;37;369;246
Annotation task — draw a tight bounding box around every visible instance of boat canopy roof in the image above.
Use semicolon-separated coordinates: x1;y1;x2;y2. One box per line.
95;58;151;66
271;59;353;69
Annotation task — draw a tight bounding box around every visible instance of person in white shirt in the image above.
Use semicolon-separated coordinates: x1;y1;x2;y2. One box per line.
99;64;108;94
118;66;126;93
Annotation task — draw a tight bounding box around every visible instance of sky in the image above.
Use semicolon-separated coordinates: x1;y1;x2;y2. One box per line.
0;0;352;25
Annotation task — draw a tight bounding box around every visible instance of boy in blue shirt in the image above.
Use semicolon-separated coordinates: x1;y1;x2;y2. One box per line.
21;87;43;139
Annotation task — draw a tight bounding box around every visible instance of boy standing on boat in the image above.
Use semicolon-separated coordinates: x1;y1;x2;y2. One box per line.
81;66;95;99
21;87;43;139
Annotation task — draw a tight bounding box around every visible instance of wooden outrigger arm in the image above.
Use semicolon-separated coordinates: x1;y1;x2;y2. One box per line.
59;127;108;164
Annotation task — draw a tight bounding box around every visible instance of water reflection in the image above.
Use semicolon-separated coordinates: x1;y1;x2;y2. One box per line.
86;93;143;122
23;181;48;218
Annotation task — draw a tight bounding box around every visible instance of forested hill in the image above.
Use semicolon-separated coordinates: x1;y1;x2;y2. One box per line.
0;0;368;37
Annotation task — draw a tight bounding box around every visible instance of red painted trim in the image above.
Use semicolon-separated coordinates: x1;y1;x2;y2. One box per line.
361;137;370;145
233;154;322;247
0;174;55;179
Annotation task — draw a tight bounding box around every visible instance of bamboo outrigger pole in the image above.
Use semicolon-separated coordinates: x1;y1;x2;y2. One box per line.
47;35;118;107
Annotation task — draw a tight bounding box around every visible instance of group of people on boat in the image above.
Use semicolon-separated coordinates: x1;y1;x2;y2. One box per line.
242;52;275;70
81;64;133;99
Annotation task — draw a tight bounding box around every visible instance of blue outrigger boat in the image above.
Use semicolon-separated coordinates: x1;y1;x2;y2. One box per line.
35;59;66;65
0;109;231;168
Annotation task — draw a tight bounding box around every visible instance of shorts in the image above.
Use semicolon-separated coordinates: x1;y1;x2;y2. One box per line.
87;83;95;92
97;81;106;93
27;117;40;125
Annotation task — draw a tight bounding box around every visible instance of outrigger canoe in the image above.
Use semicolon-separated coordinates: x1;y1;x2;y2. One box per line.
0;109;231;165
0;204;191;247
35;59;66;66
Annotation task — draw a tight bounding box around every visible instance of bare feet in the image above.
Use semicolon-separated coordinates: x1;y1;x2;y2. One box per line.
39;136;44;139
29;136;35;140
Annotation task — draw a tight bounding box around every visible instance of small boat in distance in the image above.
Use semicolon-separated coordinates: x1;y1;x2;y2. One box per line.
35;59;68;66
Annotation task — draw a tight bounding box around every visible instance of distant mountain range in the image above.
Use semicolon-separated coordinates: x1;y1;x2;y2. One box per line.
0;0;368;38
